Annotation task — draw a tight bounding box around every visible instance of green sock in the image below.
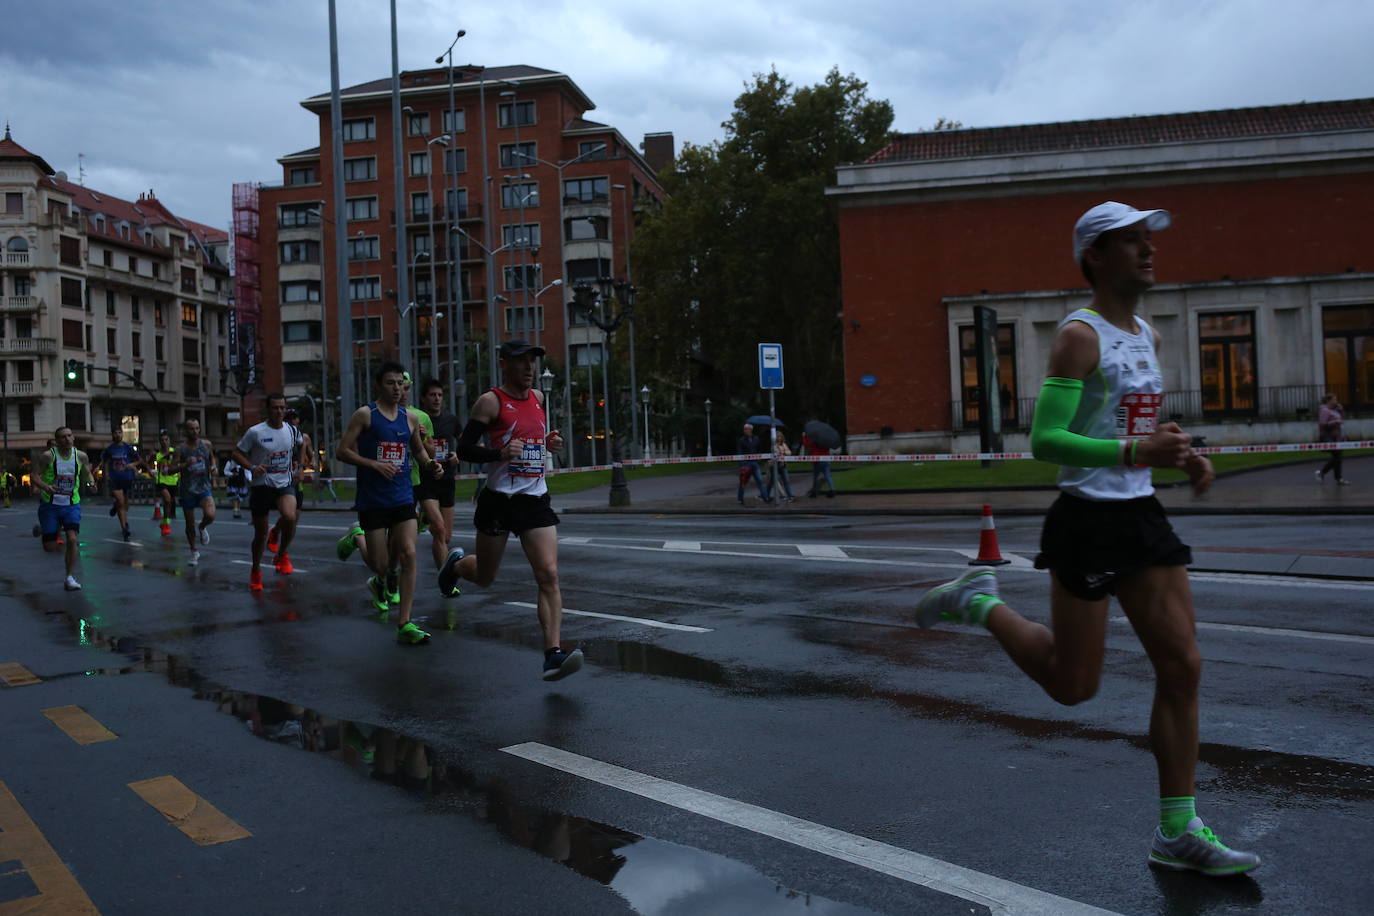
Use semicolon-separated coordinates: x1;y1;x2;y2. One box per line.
1159;796;1197;838
967;594;1003;627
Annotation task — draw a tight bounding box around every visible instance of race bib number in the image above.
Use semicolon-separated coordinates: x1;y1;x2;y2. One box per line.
434;442;451;462
509;440;545;479
1116;393;1161;438
188;455;206;476
377;441;406;470
52;472;75;506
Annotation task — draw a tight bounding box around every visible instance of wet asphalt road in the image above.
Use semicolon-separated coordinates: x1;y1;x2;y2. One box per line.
1;505;1371;915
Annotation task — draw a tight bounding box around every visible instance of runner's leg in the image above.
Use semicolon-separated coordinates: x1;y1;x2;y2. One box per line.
420;498;446;569
387;519;419;625
199;495;216;538
983;575;1111;706
184;500;197;552
250;513;269;571
1116;564;1201;798
518;526;562;651
274;492;299;555
455;530;509;587
64;521;79;578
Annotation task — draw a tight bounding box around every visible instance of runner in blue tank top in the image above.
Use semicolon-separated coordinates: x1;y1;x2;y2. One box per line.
913;202;1258;877
337;361;443;645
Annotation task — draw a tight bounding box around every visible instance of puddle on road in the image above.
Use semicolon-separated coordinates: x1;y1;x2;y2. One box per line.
29;607;880;916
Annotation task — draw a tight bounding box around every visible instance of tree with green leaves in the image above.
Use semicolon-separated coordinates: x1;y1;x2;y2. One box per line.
632;67;893;441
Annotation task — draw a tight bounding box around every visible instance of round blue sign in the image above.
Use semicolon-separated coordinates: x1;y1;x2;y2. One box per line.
860;374;877;387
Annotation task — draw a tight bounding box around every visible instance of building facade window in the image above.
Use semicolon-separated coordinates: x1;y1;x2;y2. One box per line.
1198;311;1257;416
180;265;197;293
182;337;199;363
287;166;317;185
341;118;375;141
505;305;543;333
18;403;35;431
181;303;198;328
564;216;608;241
352;316;382;342
62;318;83;348
407;111;430;137
283;362;315;384
279;204;319;227
279;240;321;263
501;223;540;249
411;233;431;258
347;236;379;261
65;403;86;432
4;192;22;214
281;280;322;302
410;192;430;220
132;332;141;358
184;373;200;398
60;235;81;265
61;277;83;307
155;336;164;360
344;197;378;221
409;151;430;177
563;176;608;203
501;182;538;209
497;101;535;128
503;264;542;292
442;109;465;133
446;188;470;218
105;290;117;316
349;276;381;301
283;321;322;343
343;157;377;181
578;140;608;160
499;142;536;168
106;327;118;355
443;148;467;174
1322;304;1374;409
958;324;1019;428
13;274;30;296
130;295;140;320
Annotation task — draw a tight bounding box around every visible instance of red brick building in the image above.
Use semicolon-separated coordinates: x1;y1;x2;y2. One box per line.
828;98;1374;452
252;64;665;452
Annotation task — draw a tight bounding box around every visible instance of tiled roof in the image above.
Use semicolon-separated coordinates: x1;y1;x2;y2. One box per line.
44;176;227;260
565;117;609;131
306;65;561;101
0;130;55;174
868;98;1374;164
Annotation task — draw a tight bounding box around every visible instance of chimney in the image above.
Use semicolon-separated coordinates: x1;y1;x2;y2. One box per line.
640;132;675;175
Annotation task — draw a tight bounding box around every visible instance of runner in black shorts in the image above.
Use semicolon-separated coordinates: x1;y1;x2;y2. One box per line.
912;202;1259;876
416;378;461;575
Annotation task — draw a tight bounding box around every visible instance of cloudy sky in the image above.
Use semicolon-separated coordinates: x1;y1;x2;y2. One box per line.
4;0;1372;228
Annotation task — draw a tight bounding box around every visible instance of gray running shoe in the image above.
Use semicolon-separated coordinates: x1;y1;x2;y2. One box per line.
1148;817;1260;876
914;568;999;628
437;547;465;598
542;648;584;681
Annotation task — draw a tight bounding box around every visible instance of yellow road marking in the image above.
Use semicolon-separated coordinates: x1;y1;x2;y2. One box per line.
41;707;117;745
126;777;251;846
0;781;99;914
0;663;41;687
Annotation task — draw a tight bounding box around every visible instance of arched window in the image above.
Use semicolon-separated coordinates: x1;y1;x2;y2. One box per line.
6;237;29;252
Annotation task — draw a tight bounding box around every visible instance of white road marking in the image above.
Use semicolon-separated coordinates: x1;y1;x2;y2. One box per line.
104;538;145;548
798;544;847;558
1188;571;1374;591
501;742;1119;916
505;601;711;633
664;540;702;551
559;536;593;545
1112;615;1374;647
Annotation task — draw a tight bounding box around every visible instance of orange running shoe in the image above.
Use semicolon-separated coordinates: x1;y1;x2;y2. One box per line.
267;525;280;553
250;569;264;591
274;552;294;575
160;523;172;537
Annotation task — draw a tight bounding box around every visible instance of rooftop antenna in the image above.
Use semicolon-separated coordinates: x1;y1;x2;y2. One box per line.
78;152;86;185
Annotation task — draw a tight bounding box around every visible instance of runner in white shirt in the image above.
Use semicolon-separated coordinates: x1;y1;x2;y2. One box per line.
230;393;302;591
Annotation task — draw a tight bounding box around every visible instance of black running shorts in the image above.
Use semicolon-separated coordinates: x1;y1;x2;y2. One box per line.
1034;492;1192;601
358;503;418;532
249;485;296;519
416;475;457;508
473;489;558;537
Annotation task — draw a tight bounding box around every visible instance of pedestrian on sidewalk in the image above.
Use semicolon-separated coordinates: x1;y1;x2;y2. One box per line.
914;200;1259;876
801;429;835;498
1315;393;1349;484
735;422;770;505
768;428;795;502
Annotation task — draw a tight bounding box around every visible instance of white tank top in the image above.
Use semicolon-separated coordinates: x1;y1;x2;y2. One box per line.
1055;308;1163;502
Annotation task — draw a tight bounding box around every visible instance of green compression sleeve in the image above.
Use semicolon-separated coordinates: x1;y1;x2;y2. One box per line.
1030;377;1122;468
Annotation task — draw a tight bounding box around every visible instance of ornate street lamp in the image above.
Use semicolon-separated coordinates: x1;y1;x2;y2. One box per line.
639;384;651;460
704;398;713;457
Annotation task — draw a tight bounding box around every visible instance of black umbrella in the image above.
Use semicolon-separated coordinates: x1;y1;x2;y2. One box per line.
745;415;785;427
804;420;841;449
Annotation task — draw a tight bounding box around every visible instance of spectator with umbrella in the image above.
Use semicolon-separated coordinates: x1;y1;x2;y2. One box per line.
735;422;771;505
802;420;839;497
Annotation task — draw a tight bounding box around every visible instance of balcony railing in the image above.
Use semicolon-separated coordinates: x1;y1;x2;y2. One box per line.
3;381;37;396
4;252;32;267
0;296;40;312
952;383;1362;431
0;337;57;356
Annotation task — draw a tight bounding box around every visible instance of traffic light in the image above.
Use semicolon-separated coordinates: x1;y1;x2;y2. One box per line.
64;359;83;382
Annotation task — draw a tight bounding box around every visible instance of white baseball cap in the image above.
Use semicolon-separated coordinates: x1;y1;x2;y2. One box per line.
1072;201;1171;263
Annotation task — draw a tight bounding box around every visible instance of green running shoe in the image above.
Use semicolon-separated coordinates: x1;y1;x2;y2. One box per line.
914;568;1000;628
1149;817;1261;876
386;568;401;605
396;621;430;645
367;575;390;614
336;525;363;561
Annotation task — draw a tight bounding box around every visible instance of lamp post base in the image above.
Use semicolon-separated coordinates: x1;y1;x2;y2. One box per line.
608;461;631;507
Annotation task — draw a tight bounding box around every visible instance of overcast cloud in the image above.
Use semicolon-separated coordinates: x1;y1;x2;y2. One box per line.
4;0;1371;228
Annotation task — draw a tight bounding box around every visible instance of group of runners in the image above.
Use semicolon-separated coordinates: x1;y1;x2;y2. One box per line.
30;201;1262;874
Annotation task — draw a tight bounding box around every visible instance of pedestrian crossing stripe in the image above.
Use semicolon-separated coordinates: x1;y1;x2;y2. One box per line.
0;663;41;687
127;776;251;846
0;781;99;913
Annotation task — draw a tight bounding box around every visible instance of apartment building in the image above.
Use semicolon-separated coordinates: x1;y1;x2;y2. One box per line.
0;129;236;470
829;98;1374;452
254;64;667;438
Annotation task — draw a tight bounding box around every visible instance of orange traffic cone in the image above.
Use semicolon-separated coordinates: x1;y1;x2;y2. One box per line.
969;503;1010;566
152;503;162;520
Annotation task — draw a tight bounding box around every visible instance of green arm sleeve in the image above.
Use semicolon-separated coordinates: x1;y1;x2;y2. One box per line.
1029;377;1122;468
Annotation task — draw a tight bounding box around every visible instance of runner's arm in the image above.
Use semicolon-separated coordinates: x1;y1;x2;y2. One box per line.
337;406;394;479
457;392;502;462
409;413;440;478
31;451;52;495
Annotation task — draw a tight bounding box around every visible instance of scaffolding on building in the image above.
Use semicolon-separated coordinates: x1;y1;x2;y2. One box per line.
231;182;262;401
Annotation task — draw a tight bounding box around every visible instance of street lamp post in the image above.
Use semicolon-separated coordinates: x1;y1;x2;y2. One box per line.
425;134;451;382
572;281;634;505
704;398;713;457
612;183;640;453
435;29;467;419
639;384;650;460
539;367;555;469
